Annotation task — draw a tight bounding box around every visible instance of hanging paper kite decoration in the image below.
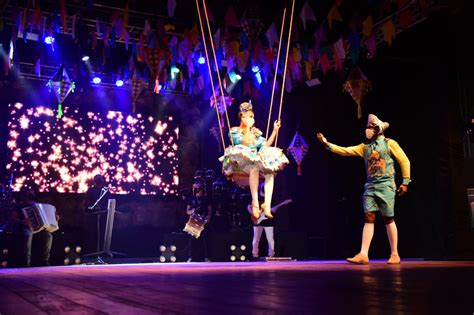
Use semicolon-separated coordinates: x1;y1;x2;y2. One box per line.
287;131;308;176
46;65;75;118
128;71;146;113
343;67;371;119
145;47;164;94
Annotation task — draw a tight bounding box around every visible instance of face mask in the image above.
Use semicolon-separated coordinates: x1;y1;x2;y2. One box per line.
245;118;255;127
365;128;375;140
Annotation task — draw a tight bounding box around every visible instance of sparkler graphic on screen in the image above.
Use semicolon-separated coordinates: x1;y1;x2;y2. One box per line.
6;103;179;195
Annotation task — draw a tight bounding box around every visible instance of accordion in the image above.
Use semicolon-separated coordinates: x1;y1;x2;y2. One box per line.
22;203;59;234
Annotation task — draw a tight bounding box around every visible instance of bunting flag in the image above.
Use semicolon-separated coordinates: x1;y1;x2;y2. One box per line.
365;34;377;57
313;26;326;58
287;131;308;176
362;15;373;37
327;4;343;30
266;23;278;49
381;19;396;46
343;67;371;119
168;0;177;17
225;6;240;28
33;3;43;31
320;52;330;74
214;28;221;49
122;2;129;40
333;38;346;61
348;30;361;64
60;0;67;34
398;9;413;29
300;1;317;30
46;65;75;118
304;60;313;80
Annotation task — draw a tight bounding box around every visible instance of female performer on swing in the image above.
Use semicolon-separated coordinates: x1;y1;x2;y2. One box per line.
220;101;289;221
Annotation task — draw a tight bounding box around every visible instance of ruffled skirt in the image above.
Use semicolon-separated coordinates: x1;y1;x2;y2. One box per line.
219;145;289;185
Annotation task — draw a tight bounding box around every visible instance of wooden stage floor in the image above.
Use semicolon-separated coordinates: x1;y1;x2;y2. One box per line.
1;260;473;314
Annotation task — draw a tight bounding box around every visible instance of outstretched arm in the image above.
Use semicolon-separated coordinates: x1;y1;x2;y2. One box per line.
316;133;365;157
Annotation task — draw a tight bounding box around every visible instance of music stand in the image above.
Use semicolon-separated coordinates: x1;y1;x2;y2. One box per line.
83;187;109;264
83;188;126;265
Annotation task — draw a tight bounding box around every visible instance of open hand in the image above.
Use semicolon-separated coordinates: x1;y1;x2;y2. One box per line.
397;185;408;196
316;133;328;146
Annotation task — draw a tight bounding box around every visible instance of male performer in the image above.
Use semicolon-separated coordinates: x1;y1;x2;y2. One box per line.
317;114;411;264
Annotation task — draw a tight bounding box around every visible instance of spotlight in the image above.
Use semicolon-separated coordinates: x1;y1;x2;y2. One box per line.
81;56;90;62
171;65;180;79
1;248;8;268
229;69;242;84
92;77;101;84
198;56;206;64
159;245;178;263
64;245;82;265
230;244;248;262
115;79;124;87
171;65;180;74
252;65;260;73
44;36;55;45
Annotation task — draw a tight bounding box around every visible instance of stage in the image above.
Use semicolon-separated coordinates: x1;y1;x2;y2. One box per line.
1;260;473;314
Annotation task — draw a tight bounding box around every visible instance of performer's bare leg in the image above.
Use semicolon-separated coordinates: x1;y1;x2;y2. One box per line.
384;217;401;264
262;174;274;218
249;167;260;219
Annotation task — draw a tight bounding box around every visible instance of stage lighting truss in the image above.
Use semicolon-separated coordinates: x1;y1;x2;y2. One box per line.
159;245;177;263
230;244;248;262
64;245;82;265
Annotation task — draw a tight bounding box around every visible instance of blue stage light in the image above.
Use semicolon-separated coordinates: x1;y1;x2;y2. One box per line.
92;77;101;84
44;36;55;45
255;72;262;85
198;56;205;64
115;79;124;87
81;56;90;61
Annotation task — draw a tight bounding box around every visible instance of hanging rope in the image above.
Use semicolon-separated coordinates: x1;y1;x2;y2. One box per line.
265;8;287;139
275;0;296;147
202;0;234;146
195;0;226;152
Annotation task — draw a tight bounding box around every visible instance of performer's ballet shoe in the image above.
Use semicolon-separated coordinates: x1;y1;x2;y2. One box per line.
346;253;369;265
387;254;401;264
251;204;260;220
261;204;273;219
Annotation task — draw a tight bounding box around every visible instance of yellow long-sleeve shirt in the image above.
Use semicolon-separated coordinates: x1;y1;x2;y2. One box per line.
327;138;411;185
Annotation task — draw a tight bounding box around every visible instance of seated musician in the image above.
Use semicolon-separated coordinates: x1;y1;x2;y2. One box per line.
186;180;212;262
4;186;54;267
